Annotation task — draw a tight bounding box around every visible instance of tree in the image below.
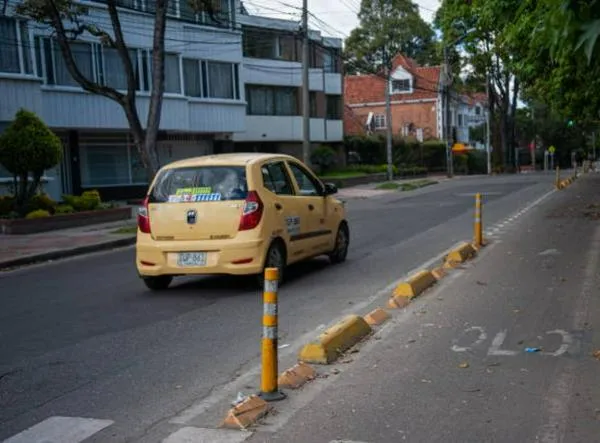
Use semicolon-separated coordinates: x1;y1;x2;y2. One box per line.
0;109;63;212
16;0;219;181
343;0;439;74
435;0;523;168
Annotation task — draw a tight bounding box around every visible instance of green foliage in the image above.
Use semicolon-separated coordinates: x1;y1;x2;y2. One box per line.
55;204;75;215
310;145;338;173
343;0;439;74
62;190;102;211
25;209;51;219
0;109;62;212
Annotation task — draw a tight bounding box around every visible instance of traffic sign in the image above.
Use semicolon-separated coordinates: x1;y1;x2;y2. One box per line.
548;145;556;154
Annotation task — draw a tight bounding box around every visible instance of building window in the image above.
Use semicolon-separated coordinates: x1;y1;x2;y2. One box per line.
326;95;342;120
243;28;279;59
246;85;298;116
458;114;464;127
374;114;386;129
183;59;239;99
323;48;340;73
206;61;235;99
179;0;232;27
80;142;148;186
48;40;94;87
102;47;138;90
391;78;410;93
164;53;181;93
0;17;34;75
475;105;481;116
309;92;318;118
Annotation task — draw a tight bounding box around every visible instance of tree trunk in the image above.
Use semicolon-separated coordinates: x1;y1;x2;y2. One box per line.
510;78;520;166
144;0;169;182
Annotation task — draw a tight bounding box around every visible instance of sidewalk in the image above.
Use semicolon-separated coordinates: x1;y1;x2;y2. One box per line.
0;218;137;270
246;173;600;443
335;173;450;199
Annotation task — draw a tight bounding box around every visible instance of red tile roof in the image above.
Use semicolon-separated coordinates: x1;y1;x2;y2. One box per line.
345;54;442;105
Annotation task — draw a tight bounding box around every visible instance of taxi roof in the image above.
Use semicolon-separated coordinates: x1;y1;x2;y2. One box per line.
162;153;299;170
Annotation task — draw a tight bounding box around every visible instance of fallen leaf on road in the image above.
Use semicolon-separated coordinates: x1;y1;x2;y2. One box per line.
458;362;470;369
513;309;521;313
476;281;487;286
331;369;340;375
407;339;416;343
421;379;432;383
340;358;353;364
462;387;481;393
487;362;501;367
593;350;600;360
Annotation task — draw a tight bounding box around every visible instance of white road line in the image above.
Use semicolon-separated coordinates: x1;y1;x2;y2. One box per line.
2;416;113;443
330;440;371;443
163;427;251;443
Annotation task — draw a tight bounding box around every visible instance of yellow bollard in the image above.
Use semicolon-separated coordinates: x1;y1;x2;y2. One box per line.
555;166;561;189
474;193;483;247
259;267;286;401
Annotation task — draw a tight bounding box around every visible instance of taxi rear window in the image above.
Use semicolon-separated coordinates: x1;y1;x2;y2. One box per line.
149;166;248;203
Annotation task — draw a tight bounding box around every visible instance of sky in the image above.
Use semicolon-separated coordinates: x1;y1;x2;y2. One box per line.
242;0;442;41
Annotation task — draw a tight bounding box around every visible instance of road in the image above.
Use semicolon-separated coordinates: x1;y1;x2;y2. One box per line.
0;173;558;442
243;172;600;443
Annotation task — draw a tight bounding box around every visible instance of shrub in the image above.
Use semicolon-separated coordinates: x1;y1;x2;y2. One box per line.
25;209;51;219
55;204;75;215
63;190;101;211
29;193;57;213
311;145;337;173
0;109;62;212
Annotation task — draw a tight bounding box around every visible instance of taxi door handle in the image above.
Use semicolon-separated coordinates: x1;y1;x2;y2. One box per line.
274;203;283;210
308;204;314;211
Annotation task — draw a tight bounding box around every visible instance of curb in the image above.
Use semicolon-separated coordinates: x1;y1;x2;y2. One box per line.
298;314;372;364
278;362;317;389
363;307;391;326
221;395;271;430
444;242;477;267
392;269;436;299
0;236;136;270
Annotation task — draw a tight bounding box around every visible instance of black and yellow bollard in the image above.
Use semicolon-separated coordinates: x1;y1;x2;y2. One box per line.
259;267;286;401
555;166;561;189
474;193;483;247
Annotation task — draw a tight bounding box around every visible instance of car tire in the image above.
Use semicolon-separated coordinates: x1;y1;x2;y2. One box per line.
257;241;286;288
329;222;349;264
142;275;173;291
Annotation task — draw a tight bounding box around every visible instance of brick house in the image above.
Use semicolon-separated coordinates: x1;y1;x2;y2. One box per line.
344;55;443;141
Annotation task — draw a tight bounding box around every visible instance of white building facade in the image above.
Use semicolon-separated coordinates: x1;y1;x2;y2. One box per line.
0;0;343;201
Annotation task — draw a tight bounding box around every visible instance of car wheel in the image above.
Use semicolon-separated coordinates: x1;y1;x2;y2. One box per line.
257;241;286;288
142;275;173;291
329;222;349;264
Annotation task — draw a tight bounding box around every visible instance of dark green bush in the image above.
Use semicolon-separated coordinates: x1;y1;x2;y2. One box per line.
311;145;337;173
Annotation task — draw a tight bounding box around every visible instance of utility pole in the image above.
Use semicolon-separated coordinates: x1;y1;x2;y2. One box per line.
301;0;310;166
531;106;536;169
384;48;393;181
593;130;596;161
485;72;492;175
443;46;452;177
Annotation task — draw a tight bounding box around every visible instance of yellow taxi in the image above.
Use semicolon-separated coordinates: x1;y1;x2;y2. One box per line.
136;153;349;290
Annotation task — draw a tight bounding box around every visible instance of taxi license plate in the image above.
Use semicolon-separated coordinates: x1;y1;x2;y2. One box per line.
177;252;207;267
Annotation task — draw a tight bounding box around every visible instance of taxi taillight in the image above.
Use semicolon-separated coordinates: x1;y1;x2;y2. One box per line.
137;196;151;234
239;191;263;231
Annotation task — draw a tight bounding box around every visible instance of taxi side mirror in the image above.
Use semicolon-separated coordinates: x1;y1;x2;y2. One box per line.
323;182;338;196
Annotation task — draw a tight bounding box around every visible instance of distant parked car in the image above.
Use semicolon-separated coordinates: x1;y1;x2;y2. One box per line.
136;153;349;291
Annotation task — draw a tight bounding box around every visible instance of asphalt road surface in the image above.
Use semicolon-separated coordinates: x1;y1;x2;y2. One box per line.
0;173;558;442
245;173;600;443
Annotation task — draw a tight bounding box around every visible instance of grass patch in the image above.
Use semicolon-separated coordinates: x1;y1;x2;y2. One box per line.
377;179;439;192
376;182;401;190
112;225;137;235
319;171;368;180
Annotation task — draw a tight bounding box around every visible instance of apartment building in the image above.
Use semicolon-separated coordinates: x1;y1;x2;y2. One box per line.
0;0;343;201
234;14;344;159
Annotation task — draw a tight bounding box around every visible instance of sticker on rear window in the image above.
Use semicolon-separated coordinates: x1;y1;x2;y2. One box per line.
176;187;212;195
168;193;222;203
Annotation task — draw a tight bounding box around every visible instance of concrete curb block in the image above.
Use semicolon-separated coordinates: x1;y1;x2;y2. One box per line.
387;295;411;309
221;395;271;429
431;266;447;280
0;237;136;270
298;314;372;364
444;242;477;267
278;362;317;389
363;308;391;326
392;269;436;299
